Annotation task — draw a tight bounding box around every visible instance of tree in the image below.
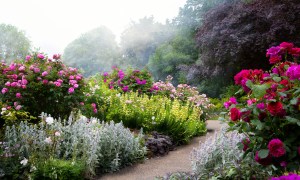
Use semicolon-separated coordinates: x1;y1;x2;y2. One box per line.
148;30;198;84
120;16;174;69
63;26;120;77
192;0;300;97
0;24;31;62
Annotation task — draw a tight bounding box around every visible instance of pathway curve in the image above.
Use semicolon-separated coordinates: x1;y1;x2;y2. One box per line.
98;120;223;180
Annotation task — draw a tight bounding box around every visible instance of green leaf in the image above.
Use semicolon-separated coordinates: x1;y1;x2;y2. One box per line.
290;98;298;105
251;84;271;98
286;116;299;124
272;76;281;82
251;119;264;130
246;80;253;88
258;149;269;159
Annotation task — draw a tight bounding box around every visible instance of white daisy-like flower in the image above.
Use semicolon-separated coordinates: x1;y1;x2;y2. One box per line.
45;117;54;125
20;158;28;166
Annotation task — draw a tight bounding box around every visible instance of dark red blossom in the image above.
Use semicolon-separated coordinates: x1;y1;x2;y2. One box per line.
268;139;286;157
269;56;282;64
280;42;294;51
230;107;241;121
267;102;285;116
255;151;272;166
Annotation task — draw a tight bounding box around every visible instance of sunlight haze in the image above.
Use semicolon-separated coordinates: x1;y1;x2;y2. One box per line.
0;0;186;55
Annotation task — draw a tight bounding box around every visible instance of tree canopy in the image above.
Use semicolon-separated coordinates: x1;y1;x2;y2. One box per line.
0;23;31;62
63;26;120;77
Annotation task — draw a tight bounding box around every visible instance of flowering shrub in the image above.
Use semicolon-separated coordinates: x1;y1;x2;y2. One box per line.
103;67;153;94
0;53;85;120
271;173;300;180
222;42;300;173
0;113;146;178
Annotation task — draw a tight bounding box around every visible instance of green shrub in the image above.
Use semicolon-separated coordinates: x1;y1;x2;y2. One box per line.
0;114;146;178
32;159;85;180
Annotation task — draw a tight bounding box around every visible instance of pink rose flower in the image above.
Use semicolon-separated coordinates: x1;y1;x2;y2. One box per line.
15;105;22;110
33;68;40;73
54;81;61;87
69;75;74;80
68;87;74;94
91;103;96;108
80;102;84;106
41;71;48;77
73;84;79;88
93;108;98;113
37;53;44;59
43;80;49;84
1;88;8;94
25;55;31;61
18;66;25;71
16;93;22;98
10;82;17;87
5;81;11;86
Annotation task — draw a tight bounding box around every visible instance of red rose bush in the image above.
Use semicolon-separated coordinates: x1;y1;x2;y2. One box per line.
222;42;300;173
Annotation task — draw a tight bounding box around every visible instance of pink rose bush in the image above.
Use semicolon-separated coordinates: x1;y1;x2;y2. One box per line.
0;52;85;121
222;42;300;174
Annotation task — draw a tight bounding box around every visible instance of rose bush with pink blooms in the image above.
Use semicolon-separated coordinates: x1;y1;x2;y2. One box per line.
221;42;300;174
0;52;85;122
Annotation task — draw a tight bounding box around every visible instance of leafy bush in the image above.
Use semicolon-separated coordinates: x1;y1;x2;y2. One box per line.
190;128;273;179
0;114;146;178
103;66;153;94
192;0;300;96
105;92;206;144
222;42;300;174
0;53;85;120
32;159;85;180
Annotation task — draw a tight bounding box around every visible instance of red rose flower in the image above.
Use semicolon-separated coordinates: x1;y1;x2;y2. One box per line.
255;151;272;166
267;102;285;116
280;42;294;51
269;56;282;64
268;138;286;157
290;48;300;57
230;108;241;121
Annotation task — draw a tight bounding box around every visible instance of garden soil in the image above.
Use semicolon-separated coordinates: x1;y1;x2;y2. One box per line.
97;120;224;180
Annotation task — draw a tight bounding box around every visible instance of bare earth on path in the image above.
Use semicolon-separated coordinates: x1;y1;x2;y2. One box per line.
97;120;223;180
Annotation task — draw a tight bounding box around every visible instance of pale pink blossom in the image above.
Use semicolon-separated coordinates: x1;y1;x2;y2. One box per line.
5;81;11;86
1;88;8;94
18;66;25;71
15;105;22;110
41;71;48;77
37;53;44;59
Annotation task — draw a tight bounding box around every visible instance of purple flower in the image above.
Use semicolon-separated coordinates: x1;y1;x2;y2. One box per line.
122;86;129;92
266;46;282;57
224;102;231;109
118;70;125;79
229;97;237;104
271;173;300;180
136;79;147;85
103;72;109;76
256;102;265;110
37;53;44;59
272;68;279;74
286;65;300;80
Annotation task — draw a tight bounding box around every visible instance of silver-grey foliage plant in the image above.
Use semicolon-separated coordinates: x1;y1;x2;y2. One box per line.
190;127;273;179
1;113;146;178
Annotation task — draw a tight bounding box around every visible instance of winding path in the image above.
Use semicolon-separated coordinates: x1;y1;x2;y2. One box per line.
97;120;223;180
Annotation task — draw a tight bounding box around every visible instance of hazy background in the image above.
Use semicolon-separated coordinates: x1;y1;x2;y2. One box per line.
0;0;186;55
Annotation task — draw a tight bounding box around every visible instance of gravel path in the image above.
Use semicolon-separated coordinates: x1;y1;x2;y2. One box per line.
98;120;223;180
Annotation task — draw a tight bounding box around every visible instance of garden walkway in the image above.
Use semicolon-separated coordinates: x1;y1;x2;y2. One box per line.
98;120;223;180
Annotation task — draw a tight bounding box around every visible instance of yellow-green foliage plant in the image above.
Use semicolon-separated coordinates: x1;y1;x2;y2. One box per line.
106;92;206;144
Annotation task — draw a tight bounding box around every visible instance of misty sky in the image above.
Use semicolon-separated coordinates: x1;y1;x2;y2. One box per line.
0;0;186;55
